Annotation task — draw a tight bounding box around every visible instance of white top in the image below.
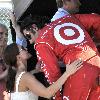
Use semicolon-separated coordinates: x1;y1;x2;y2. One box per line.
51;8;69;22
10;72;38;100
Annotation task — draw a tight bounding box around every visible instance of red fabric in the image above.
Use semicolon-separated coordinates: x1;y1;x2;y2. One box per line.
88;86;100;100
36;44;62;100
98;48;100;53
75;14;100;39
35;14;100;100
63;63;99;100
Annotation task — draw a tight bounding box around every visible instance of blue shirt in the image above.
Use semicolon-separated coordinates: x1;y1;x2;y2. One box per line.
16;37;27;48
51;8;69;22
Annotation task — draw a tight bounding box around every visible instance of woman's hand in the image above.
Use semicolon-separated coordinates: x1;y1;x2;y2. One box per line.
3;91;10;100
66;59;83;76
9;11;17;28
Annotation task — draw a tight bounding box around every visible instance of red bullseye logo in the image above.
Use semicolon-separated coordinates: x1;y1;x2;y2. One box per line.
54;23;85;45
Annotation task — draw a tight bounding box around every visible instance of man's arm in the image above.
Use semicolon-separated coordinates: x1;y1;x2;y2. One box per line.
10;12;24;39
36;43;62;100
10;12;27;48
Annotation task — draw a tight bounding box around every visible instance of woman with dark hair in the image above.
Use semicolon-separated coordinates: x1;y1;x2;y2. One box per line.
3;43;82;100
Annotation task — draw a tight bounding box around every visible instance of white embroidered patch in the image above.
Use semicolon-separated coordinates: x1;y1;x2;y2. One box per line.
63;96;70;100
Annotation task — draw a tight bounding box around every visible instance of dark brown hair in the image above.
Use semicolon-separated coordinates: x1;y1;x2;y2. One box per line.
3;43;19;92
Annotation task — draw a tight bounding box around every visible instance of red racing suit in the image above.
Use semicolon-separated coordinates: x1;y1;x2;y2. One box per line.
35;14;100;100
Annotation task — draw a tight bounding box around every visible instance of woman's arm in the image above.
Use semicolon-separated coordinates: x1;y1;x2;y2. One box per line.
24;59;83;99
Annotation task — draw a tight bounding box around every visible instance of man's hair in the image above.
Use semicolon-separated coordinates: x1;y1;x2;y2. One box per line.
0;23;8;33
20;15;50;30
56;0;63;8
56;0;71;8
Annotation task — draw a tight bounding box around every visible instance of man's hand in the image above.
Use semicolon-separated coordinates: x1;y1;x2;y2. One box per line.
9;11;17;28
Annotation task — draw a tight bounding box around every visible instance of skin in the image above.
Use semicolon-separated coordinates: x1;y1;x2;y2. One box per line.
23;28;39;44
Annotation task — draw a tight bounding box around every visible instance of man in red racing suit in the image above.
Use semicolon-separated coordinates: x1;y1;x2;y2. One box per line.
34;14;100;100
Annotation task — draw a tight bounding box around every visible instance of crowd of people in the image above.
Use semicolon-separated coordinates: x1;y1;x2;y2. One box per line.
0;0;100;100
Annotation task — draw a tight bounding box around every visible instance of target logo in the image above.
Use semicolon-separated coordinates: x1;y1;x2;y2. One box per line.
63;96;69;100
54;23;85;45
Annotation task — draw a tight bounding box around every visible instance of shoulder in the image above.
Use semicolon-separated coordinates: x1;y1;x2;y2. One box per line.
20;72;35;83
22;72;38;88
22;72;35;79
21;72;36;85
